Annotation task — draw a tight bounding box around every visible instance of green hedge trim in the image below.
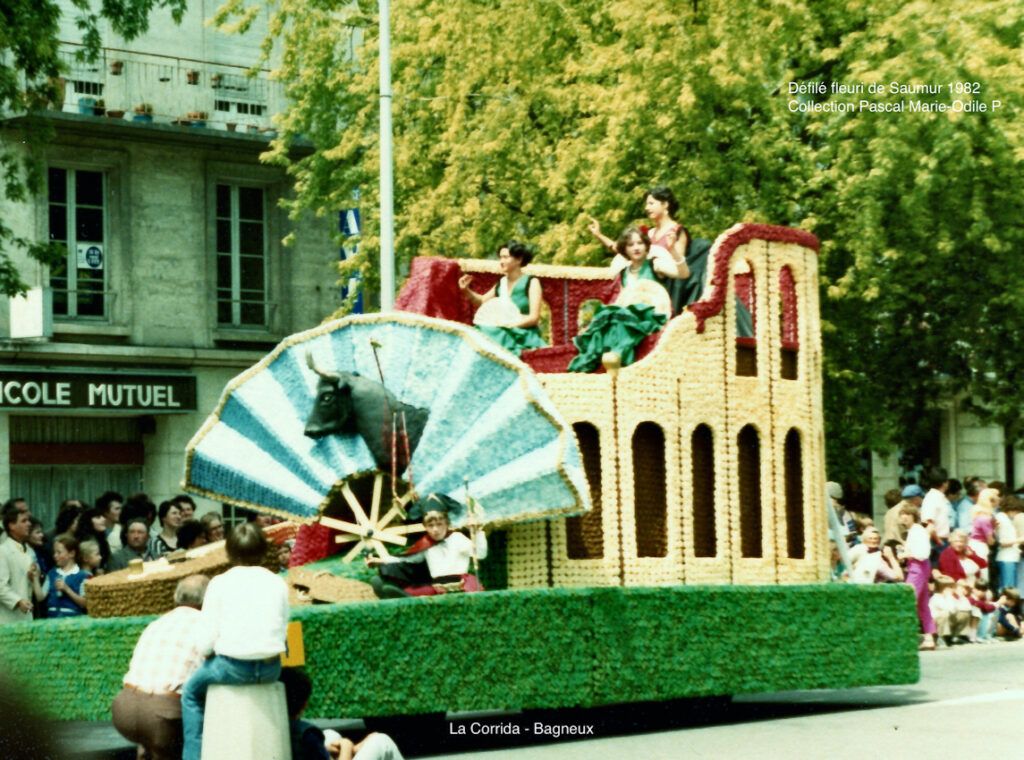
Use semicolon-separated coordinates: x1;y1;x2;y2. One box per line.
0;584;918;721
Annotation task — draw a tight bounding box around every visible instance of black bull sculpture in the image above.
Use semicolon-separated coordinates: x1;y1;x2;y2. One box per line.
303;353;430;472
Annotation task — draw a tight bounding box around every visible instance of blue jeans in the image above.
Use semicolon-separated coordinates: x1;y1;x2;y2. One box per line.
978;611;996;640
997;561;1018;593
181;655;282;760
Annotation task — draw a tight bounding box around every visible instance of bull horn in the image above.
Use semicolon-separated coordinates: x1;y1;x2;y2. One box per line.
305;351;341;381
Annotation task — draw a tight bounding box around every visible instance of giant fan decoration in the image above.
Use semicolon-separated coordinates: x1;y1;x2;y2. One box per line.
184;312;591;557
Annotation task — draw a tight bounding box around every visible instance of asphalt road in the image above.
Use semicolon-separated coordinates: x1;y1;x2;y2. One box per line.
418;640;1024;759
54;639;1024;759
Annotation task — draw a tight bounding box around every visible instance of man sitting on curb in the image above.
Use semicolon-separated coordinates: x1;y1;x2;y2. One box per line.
112;574;210;760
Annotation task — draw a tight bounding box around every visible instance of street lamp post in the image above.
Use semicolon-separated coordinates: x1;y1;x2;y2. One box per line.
378;0;395;312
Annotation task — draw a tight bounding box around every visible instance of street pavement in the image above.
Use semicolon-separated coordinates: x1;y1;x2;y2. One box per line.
420;640;1024;759
56;640;1024;759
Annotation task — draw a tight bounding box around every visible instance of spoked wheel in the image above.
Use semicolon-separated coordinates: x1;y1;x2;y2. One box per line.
318;471;424;561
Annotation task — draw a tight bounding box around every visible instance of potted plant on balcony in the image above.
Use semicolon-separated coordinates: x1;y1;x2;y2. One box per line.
211;73;223;89
133;103;154;123
105;106;126;119
110;60;124;76
186;110;208;128
92;98;105;116
186;69;199;85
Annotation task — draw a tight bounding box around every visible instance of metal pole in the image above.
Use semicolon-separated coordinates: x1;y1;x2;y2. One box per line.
378;0;395;312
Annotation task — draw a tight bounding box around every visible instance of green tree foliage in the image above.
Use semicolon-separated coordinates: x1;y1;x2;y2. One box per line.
0;0;186;296
226;0;1024;480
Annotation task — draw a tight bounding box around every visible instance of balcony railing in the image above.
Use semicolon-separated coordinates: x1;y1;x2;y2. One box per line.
53;43;286;132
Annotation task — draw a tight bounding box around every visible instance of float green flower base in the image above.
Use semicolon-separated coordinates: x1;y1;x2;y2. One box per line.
0;584;918;721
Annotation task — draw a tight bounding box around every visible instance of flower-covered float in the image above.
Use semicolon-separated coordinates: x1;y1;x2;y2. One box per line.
0;224;919;723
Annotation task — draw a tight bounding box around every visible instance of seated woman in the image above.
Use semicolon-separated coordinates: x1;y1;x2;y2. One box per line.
568;227;684;373
366;494;486;598
846;527;903;584
458;241;546;356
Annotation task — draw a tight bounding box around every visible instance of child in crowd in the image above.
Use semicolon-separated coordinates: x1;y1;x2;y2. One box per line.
30;534;89;617
970;580;997;643
27;517;51;577
279;667;403;760
366;494;486;598
995;588;1022;639
180;522;289;760
78;539;103;576
929;576;972;645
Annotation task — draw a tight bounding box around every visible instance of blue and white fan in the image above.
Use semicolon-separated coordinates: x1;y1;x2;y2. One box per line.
184;312;590;552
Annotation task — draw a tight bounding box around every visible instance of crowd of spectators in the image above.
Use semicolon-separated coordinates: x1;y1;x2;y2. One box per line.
1;494;393;758
830;468;1024;650
0;492;262;622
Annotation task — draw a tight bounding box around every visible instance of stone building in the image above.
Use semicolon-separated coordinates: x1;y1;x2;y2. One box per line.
0;2;340;527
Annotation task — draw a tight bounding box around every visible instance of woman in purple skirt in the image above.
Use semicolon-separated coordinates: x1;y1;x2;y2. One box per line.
900;503;937;650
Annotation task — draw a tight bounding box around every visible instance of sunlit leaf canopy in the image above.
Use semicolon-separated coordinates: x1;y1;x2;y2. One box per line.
211;0;1024;478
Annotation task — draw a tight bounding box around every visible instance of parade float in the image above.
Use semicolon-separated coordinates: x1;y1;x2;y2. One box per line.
0;223;919;721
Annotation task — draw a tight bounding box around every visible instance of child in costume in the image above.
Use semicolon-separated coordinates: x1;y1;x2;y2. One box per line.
367;493;486;598
30;533;89;617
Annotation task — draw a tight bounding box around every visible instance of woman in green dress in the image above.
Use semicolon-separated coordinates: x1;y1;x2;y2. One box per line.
459;241;547;356
569;227;683;373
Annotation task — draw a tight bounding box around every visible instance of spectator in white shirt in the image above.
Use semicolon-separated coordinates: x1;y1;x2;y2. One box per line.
847;527;903;584
180;522;289;760
0;506;35;624
899;504;938;650
920;466;951;563
994;496;1023;592
929;575;972;646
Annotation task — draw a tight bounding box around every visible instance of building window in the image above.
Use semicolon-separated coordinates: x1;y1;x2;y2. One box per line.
213;99;266;117
70;80;104;97
779;266;799;380
735;260;757;376
216;184;267;326
691;424;716;557
633;422;668;558
48;167;107;318
566;422;603;560
784;428;805;558
737;424;763;558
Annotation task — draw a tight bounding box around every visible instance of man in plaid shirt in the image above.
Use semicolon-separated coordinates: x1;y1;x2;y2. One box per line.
112;574;210;760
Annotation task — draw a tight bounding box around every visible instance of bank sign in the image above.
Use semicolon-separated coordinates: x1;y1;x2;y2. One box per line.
0;370;197;412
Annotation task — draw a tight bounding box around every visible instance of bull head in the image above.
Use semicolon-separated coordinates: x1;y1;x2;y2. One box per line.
304;352;353;438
